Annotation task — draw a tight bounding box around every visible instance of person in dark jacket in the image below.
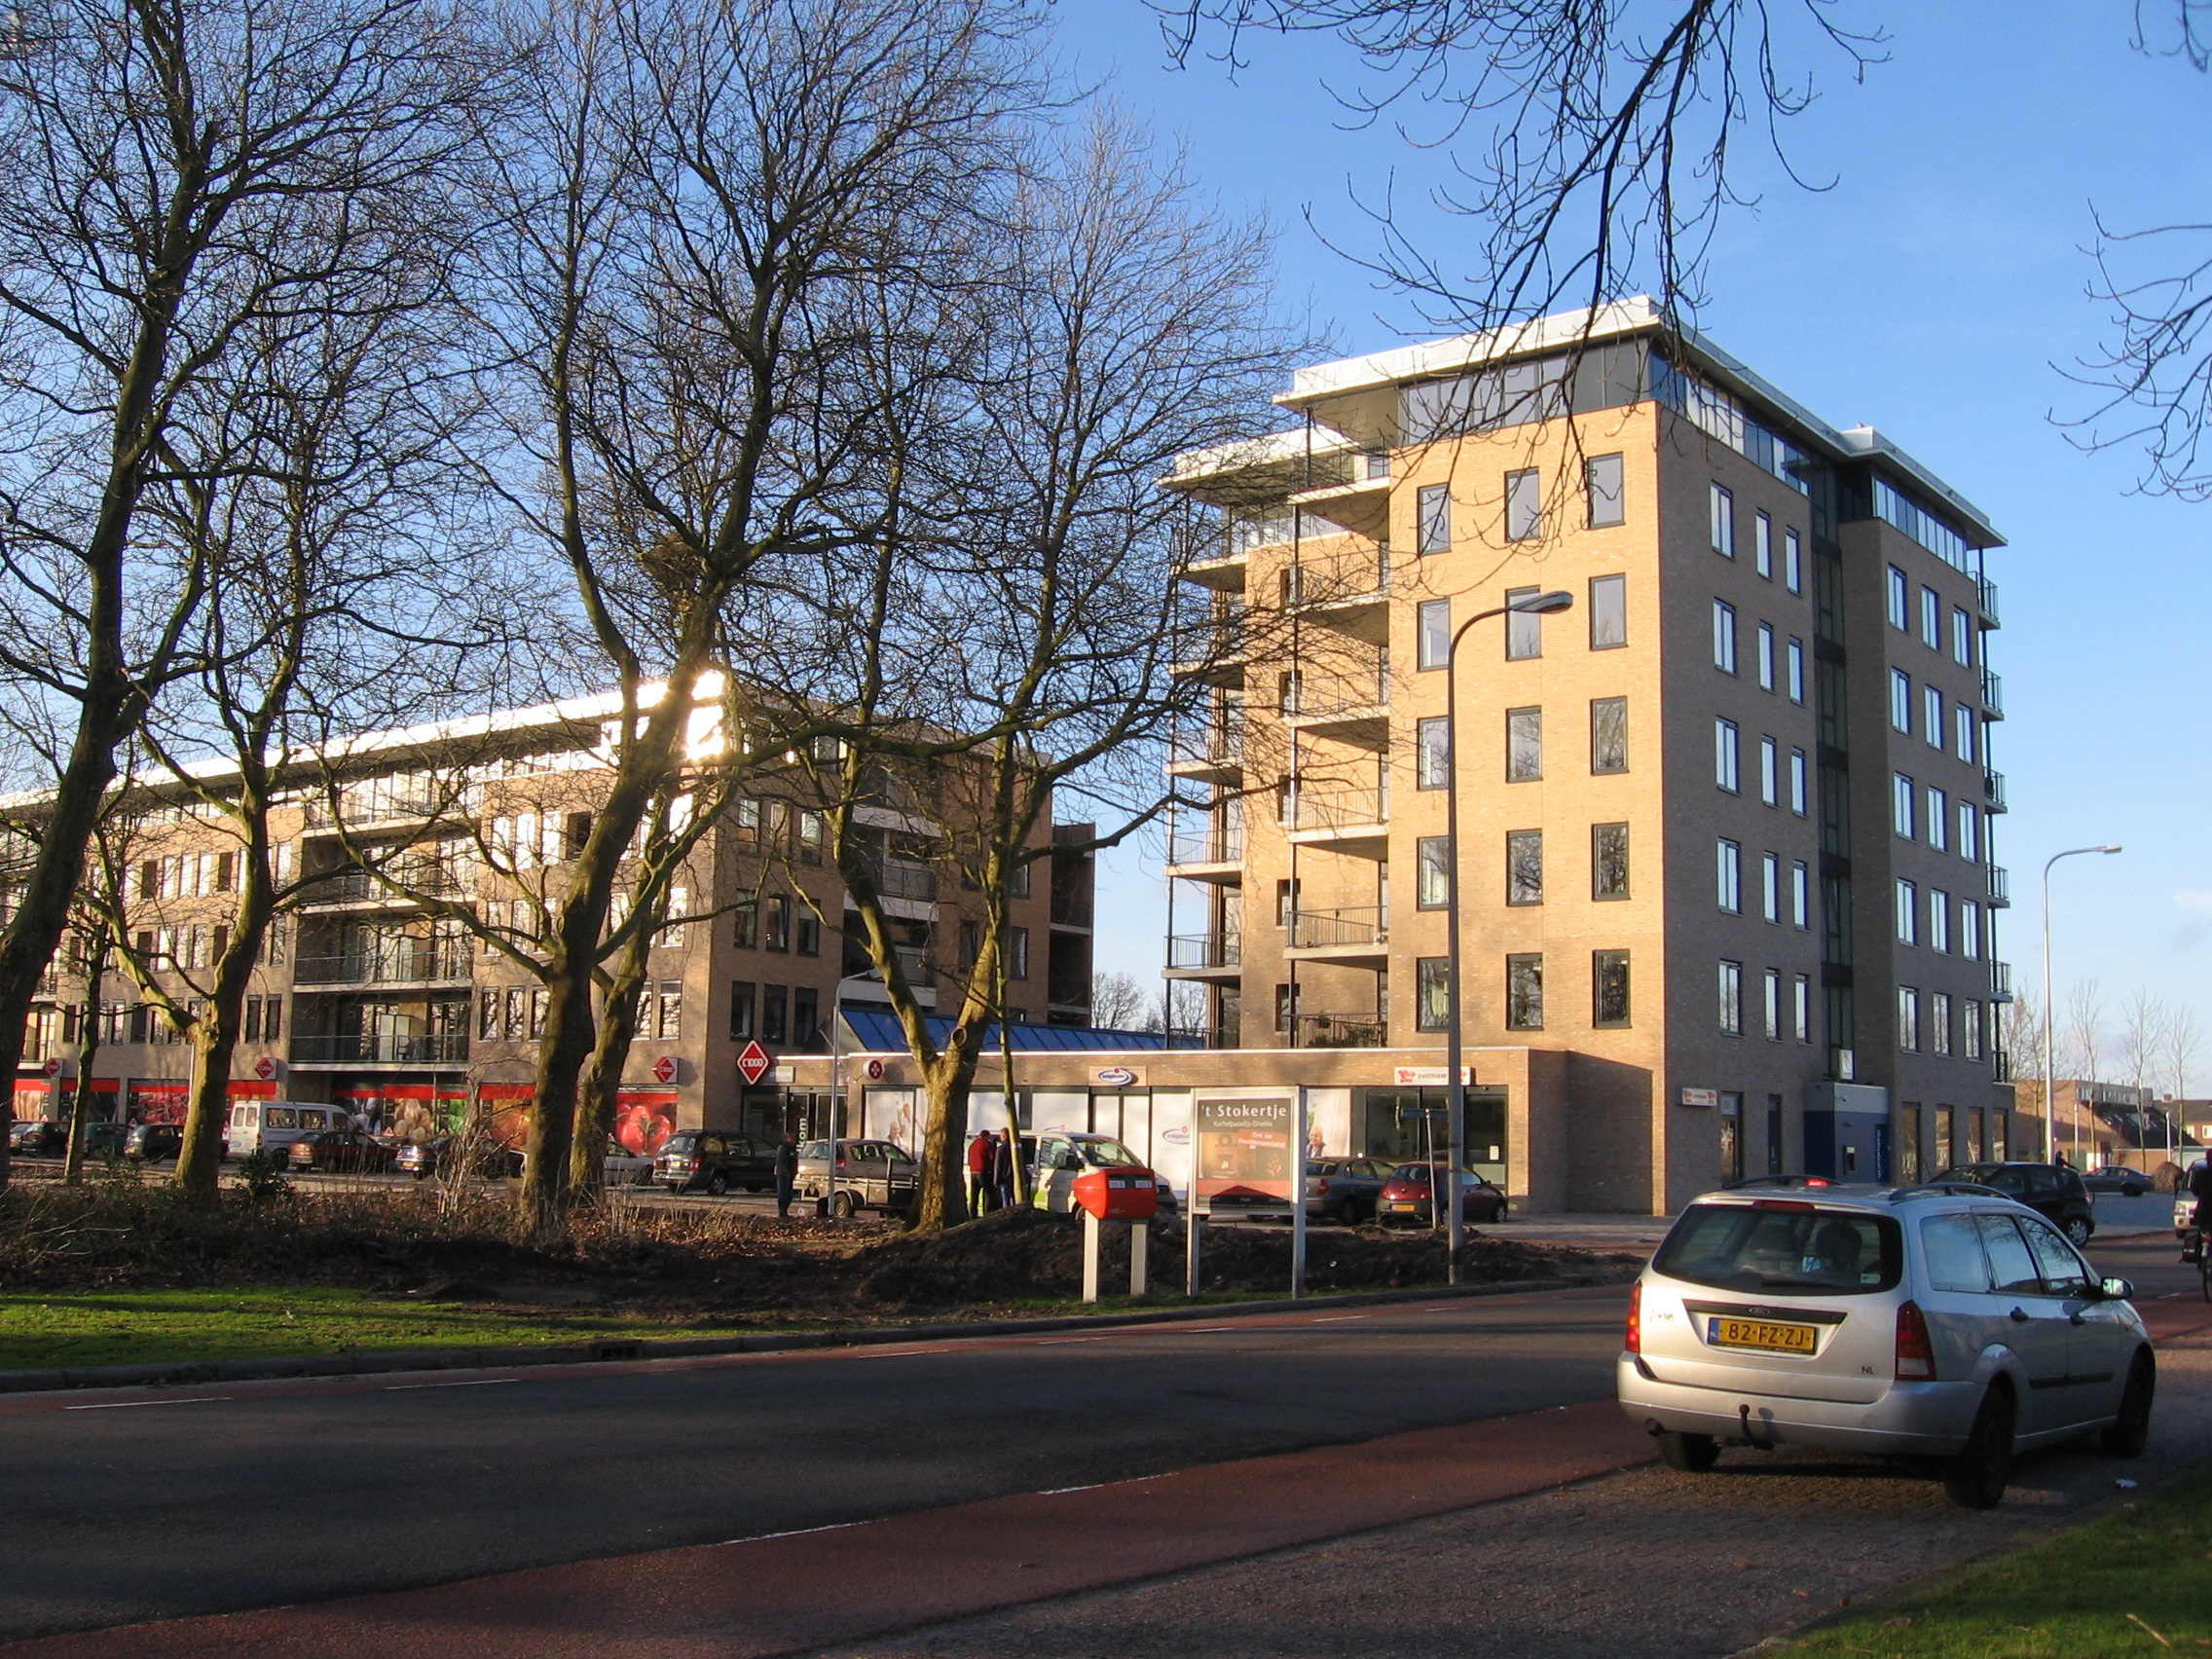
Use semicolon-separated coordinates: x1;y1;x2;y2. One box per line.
774;1134;799;1219
2186;1159;2212;1262
991;1128;1017;1211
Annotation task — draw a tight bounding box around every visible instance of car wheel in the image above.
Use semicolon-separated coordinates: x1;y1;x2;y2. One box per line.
2065;1215;2093;1246
2123;1183;2145;1198
411;1169;427;1182
1942;1384;2016;1510
706;1172;729;1197
830;1190;857;1220
2101;1351;2156;1457
1654;1431;1719;1472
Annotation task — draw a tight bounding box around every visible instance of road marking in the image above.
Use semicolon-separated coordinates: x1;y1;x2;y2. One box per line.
1036;1337;1105;1346
1036;1482;1105;1495
64;1397;227;1411
384;1379;520;1391
1164;1325;1237;1333
855;1348;932;1358
721;1521;864;1545
1310;1314;1368;1322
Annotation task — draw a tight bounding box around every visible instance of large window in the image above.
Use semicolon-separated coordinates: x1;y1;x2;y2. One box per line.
1789;748;1809;816
728;980;755;1039
1592;823;1630;900
1718;961;1743;1036
1961;901;1982;959
1923;684;1943;748
1716;839;1742;913
1418;599;1450;670
1418;716;1452;788
1898;985;1921;1051
1505;585;1543;658
1506;830;1544;905
1505;468;1541;540
1754;511;1773;578
1759;736;1779;806
1963;999;1984;1059
1787;637;1805;703
1928;787;1949;851
1593;950;1631;1026
1895;878;1918;944
1954;705;1975;762
1587;454;1625;527
1888;565;1909;629
1951;605;1973;667
1890;669;1912;732
1506;953;1543;1030
1710;482;1735;556
1920;586;1941;648
1506;707;1542;781
1715;719;1741;792
1713;600;1737;673
1756;622;1776;690
1792;860;1811;929
1417;957;1450;1030
1929;891;1951;953
1591;696;1628;773
1893;773;1916;837
1764;970;1783;1040
1417;836;1450;908
1959;801;1979;863
1785;529;1803;593
1418;483;1452;554
1794;975;1813;1043
1589;573;1627;648
1762;852;1781;923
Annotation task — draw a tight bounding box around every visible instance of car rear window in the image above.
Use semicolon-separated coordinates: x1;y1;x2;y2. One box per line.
1653;1202;1903;1296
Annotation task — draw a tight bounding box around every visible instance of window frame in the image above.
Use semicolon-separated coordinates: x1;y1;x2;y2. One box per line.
1418;598;1451;670
1593;949;1632;1028
1592;822;1631;901
1505;829;1544;906
1587;454;1626;528
1505;952;1544;1030
1713;599;1738;673
1591;695;1628;774
1588;573;1628;648
1718;960;1744;1036
1505;707;1542;783
1710;482;1735;557
1417;483;1452;555
1505;468;1541;541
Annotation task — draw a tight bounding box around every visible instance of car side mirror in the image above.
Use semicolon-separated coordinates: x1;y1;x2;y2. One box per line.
2099;1276;2134;1302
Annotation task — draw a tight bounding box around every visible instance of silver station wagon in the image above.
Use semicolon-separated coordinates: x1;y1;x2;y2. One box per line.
1618;1185;2155;1508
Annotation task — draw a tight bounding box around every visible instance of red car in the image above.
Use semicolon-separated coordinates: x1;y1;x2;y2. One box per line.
287;1129;399;1175
1376;1162;1508;1226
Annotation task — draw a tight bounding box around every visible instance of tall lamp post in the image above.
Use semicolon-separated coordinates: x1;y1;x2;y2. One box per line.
1444;588;1574;1284
2042;844;2120;1166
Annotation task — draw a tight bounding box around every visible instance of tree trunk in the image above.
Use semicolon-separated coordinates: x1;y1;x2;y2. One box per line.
63;937;108;1186
569;938;650;1201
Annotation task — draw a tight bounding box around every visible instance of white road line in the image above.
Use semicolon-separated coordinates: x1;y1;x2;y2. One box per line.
1036;1482;1105;1495
64;1397;227;1411
721;1521;865;1545
383;1379;520;1391
1036;1337;1105;1346
1309;1314;1369;1322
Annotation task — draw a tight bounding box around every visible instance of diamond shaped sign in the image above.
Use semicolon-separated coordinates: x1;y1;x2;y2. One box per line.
736;1040;774;1087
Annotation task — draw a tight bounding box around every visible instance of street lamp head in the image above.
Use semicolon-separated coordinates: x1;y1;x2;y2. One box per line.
1512;590;1574;614
2096;844;2122;854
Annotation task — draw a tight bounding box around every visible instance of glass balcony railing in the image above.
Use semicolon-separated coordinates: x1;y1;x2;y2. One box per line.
1979;669;2005;719
1976;574;2001;626
1982;769;2008;813
292;946;474;986
1291;1012;1386;1049
1289;906;1386;950
290;1032;468;1065
1166;933;1241;970
303;867;465;904
1167;825;1244;866
1986;865;2010;907
1990;960;2013;1001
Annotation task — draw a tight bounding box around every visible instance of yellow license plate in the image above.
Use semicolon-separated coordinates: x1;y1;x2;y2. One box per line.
1707;1316;1818;1354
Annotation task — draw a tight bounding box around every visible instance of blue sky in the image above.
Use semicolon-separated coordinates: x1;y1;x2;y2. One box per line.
1063;4;2212;1074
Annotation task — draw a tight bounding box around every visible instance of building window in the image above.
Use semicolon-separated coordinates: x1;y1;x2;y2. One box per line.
1787;637;1805;703
1888;565;1909;630
1592;823;1630;900
1506;707;1542;782
1920;586;1941;649
1418;716;1453;788
1718;961;1743;1035
1505;468;1541;540
1929;890;1951;953
1591;696;1628;773
1764;969;1782;1040
1506;830;1544;905
1792;860;1811;928
1951;606;1973;667
1756;622;1775;690
1713;599;1737;673
1794;974;1812;1043
1418;483;1452;554
1275;879;1298;928
1963;999;1985;1059
1715;719;1740;793
1958;801;1979;863
1505;584;1543;658
1785;528;1803;593
793;987;820;1050
1593;950;1631;1027
1589;573;1627;647
1890;669;1912;733
1417;836;1450;908
1788;748;1808;816
1008;926;1030;980
795;912;820;956
1759;736;1779;806
1754;511;1773;578
797;810;826;865
1762;852;1781;923
1587;454;1625;527
1895;878;1918;944
1927;995;1952;1056
1418;599;1450;670
1923;684;1943;748
1893;773;1915;837
728;980;755;1039
1416;959;1449;1031
1716;839;1742;913
1710;483;1735;556
1506;953;1543;1029
761;984;787;1044
1898;985;1921;1051
728;899;756;949
1954;705;1975;763
1928;788;1949;851
765;894;792;951
1961;901;1982;959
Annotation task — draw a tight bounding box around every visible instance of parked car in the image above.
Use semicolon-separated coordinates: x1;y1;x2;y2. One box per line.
227;1100;354;1161
394;1137;522;1181
1723;1174;1868;1192
654;1130;776;1195
2081;1166;2148;1198
1619;1184;2154;1509
2179;1161;2207;1242
125;1123;184;1162
1936;1162;2097;1245
287;1128;398;1175
1305;1158;1393;1225
1024;1132;1177;1223
8;1119;63;1157
793;1138;920;1219
1375;1163;1508;1226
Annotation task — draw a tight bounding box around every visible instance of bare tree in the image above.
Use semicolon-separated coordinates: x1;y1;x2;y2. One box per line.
2167;1001;2203;1107
0;0;500;1188
1089;971;1156;1032
2061;977;2108;1085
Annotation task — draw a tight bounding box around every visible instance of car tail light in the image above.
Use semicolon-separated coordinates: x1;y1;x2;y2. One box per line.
1895;1300;1936;1381
1625;1281;1641;1354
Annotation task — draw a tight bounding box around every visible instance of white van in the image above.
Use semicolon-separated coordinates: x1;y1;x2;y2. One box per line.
225;1100;355;1160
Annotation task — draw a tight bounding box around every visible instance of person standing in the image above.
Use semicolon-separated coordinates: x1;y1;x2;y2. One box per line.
774;1133;799;1220
967;1129;995;1216
992;1127;1017;1212
2186;1158;2212;1262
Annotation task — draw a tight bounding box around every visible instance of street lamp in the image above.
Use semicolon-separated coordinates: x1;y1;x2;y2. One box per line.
1443;588;1573;1284
2042;844;2120;1167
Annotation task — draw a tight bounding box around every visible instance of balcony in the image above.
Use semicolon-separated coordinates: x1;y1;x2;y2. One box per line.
1164;933;1242;980
1990;960;2014;1003
1283;695;1388;752
1170;617;1247;688
1992;1049;2013;1083
1285;788;1389;858
1979;668;2004;719
289;1032;468;1067
300;791;447;831
1166;726;1245;787
1047;975;1090;1010
1982;769;2007;813
1050;889;1094;929
292;944;474;987
300;867;465;908
1976;574;2001;627
1178;546;1247;593
1290;1012;1386;1049
1165;824;1243;883
866;860;940;903
1288;905;1387;966
1986;865;2010;908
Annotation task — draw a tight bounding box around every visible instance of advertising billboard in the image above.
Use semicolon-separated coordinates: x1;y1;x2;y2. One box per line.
1194;1096;1294;1214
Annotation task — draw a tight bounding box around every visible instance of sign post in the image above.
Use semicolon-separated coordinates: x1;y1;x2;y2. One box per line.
1291;1087;1309;1300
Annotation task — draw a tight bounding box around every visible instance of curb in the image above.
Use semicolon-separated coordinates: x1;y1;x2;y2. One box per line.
0;1270;1638;1397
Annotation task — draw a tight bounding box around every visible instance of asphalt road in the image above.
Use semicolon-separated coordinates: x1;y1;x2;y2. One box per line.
0;1285;1629;1642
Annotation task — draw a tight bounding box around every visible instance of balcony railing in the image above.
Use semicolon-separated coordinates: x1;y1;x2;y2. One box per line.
1982;769;2007;813
866;860;940;903
1289;905;1386;950
1166;933;1240;970
1990;960;2013;1001
1167;825;1243;866
304;867;465;904
1979;668;2004;719
1291;1012;1386;1049
1286;789;1388;832
1991;1049;2013;1083
1170;726;1244;767
1986;865;2010;907
292;945;473;986
290;1032;468;1065
301;792;446;829
1162;1022;1238;1050
1977;574;2001;626
1050;888;1094;928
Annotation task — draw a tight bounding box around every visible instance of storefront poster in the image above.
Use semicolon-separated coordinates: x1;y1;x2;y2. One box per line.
128;1081;189;1124
612;1088;678;1156
1194;1097;1293;1212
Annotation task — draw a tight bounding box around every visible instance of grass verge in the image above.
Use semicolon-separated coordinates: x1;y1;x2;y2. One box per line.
1783;1462;2212;1657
